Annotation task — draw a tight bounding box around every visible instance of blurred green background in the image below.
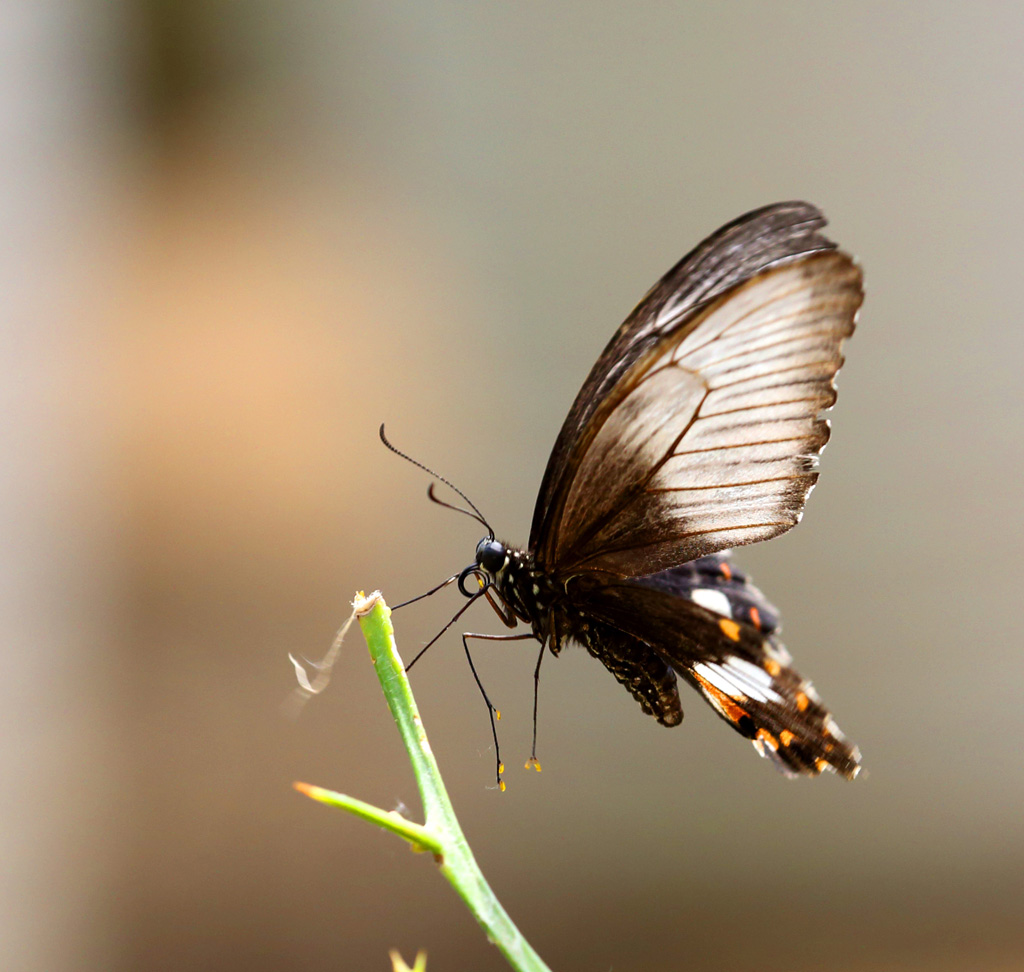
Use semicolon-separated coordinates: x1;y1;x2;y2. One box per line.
4;3;1023;970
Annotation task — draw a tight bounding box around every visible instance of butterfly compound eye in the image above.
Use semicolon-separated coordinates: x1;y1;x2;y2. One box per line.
475;539;507;573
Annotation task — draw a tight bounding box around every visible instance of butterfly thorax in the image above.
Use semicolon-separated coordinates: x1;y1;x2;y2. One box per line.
472;538;565;644
472;540;621;667
473;538;686;724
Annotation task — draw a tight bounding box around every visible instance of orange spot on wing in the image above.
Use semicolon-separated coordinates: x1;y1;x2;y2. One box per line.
692;670;750;726
796;691;809;712
720;562;733;580
765;658;781;676
718;618;741;641
756;728;779;751
749;607;761;630
814;757;829;773
779;729;795;747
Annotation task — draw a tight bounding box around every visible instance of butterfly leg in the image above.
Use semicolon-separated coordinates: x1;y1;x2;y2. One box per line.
526;640;545;773
461;631;537;791
483;585;519;628
390;572;459;611
406;589;486;670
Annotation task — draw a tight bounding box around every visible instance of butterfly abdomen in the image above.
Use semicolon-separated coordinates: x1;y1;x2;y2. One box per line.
500;550;685;729
557;607;685;727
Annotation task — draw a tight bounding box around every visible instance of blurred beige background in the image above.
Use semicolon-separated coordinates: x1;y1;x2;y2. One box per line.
3;3;1023;970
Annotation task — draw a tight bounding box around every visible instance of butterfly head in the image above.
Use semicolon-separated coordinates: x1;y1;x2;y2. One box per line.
475;538;508;573
457;538;508;597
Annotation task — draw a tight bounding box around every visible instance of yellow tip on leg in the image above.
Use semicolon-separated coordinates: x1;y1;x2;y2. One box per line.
495;710;501;721
499;779;506;792
524;757;542;772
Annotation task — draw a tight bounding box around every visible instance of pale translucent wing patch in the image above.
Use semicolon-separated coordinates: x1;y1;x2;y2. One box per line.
548;251;862;578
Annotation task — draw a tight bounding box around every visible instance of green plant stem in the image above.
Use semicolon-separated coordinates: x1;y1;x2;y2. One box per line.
295;592;552;972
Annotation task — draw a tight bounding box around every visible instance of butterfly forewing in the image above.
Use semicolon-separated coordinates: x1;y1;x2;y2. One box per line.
530;201;841;565
536;251;862;578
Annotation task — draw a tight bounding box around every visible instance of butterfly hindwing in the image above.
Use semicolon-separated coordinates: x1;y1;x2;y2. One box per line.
570;572;861;779
637;552;782;635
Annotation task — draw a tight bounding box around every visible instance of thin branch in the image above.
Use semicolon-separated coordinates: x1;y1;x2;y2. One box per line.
294;591;553;972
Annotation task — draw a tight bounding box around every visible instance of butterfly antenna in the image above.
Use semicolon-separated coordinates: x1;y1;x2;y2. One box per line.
379;424;494;538
425;483;492;531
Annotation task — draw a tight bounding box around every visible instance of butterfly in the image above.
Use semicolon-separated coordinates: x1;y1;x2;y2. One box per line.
386;201;863;788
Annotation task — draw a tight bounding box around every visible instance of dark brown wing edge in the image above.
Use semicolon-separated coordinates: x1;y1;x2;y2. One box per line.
530;202;838;563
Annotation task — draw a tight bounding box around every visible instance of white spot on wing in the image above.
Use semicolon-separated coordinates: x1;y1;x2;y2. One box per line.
693;662;737;698
690;587;733;618
724;657;783;703
694;659;782;705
